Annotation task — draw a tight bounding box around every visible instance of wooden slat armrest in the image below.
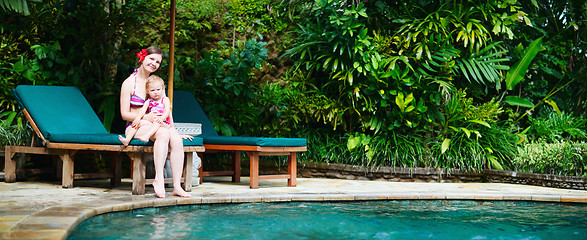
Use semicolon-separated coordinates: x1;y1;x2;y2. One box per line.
22;108;48;144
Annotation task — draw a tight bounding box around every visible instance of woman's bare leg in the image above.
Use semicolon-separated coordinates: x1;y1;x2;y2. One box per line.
169;128;190;197
150;128;170;198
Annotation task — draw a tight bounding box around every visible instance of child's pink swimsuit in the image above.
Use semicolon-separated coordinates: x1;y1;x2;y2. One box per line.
147;97;171;126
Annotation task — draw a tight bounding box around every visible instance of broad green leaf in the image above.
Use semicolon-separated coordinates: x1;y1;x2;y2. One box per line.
371;55;378;70
466;119;491;128
488;155;504;170
395;92;405;112
506;37;543;90
460;127;471;138
503;96;535;108
544;99;561;114
405;93;414;105
441;138;450;154
1;111;16;127
347;135;361;150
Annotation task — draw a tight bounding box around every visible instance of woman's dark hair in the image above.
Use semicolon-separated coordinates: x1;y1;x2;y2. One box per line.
146;46;163;58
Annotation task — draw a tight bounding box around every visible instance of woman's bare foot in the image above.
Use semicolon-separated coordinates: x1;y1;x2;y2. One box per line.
152;179;166;198
118;135;130;146
172;188;191;198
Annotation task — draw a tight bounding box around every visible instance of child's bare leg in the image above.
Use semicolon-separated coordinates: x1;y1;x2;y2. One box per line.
119;125;138;146
136;122;161;142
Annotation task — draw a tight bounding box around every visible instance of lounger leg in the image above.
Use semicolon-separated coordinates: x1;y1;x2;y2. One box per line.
4;146;16;183
183;152;193;192
131;152;146;195
54;156;62;180
197;152;204;184
288;152;297;187
231;151;241;183
248;152;259;189
60;153;74;188
110;152;122;187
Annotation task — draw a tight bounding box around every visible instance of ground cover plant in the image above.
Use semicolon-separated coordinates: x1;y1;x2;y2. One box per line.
1;0;585;177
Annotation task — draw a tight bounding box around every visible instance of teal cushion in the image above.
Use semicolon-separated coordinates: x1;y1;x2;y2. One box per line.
48;133;203;146
172;91;218;137
14;85;107;139
203;136;306;147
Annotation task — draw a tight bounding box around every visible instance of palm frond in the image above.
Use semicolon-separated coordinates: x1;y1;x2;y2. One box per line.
455;42;510;89
0;0;35;15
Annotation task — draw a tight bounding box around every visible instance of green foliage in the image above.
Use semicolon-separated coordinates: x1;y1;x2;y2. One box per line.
513;1;587;123
528;110;587;142
505;37;543;91
190;38;268;136
283;0;419;132
454;41;510;90
426;90;515;170
228;0;286;35
0;0;38;15
514;142;587;177
0;110;32;147
295;128;350;164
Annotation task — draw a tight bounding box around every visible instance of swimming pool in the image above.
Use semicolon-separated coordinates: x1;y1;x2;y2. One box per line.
68;200;586;239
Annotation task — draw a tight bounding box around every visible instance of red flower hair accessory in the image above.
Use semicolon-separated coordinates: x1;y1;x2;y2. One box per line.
136;49;148;62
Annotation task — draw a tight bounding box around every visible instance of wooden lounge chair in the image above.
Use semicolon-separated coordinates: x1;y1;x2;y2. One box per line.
172;91;307;189
4;85;205;195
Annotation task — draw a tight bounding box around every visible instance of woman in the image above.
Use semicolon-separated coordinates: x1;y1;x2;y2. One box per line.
120;46;191;198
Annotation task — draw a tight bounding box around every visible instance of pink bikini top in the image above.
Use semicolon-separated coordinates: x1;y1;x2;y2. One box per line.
129;69;145;107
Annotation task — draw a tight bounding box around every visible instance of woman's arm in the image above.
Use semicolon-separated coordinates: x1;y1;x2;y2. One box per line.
120;78;139;122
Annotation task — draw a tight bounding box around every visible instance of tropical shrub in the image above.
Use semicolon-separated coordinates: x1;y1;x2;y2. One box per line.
184;38;268;136
0;110;32;147
528;110;587;142
513;142;587;177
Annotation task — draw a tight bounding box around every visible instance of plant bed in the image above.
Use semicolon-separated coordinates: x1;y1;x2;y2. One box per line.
258;161;586;190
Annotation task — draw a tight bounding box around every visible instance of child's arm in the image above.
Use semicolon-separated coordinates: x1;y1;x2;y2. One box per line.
131;100;150;127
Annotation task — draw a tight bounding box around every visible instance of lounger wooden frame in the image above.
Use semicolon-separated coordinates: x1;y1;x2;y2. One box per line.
4;108;204;195
199;144;307;189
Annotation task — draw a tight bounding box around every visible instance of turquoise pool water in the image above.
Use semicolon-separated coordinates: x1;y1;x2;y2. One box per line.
68;200;586;240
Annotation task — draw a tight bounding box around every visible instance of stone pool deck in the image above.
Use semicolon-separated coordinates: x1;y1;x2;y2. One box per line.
1;176;586;240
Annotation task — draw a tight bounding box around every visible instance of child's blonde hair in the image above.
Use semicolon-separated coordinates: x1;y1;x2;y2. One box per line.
146;75;166;90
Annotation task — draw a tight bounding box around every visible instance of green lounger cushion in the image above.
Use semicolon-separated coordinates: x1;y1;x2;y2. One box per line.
172;91;218;137
48;133;203;146
14;85;203;146
203;136;306;147
172;90;307;147
14;85;107;138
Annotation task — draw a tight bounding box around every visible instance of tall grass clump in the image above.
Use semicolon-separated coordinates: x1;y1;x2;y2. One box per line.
0;111;32;147
513;142;587;177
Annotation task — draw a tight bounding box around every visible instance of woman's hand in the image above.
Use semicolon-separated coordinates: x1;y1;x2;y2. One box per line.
180;134;194;141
